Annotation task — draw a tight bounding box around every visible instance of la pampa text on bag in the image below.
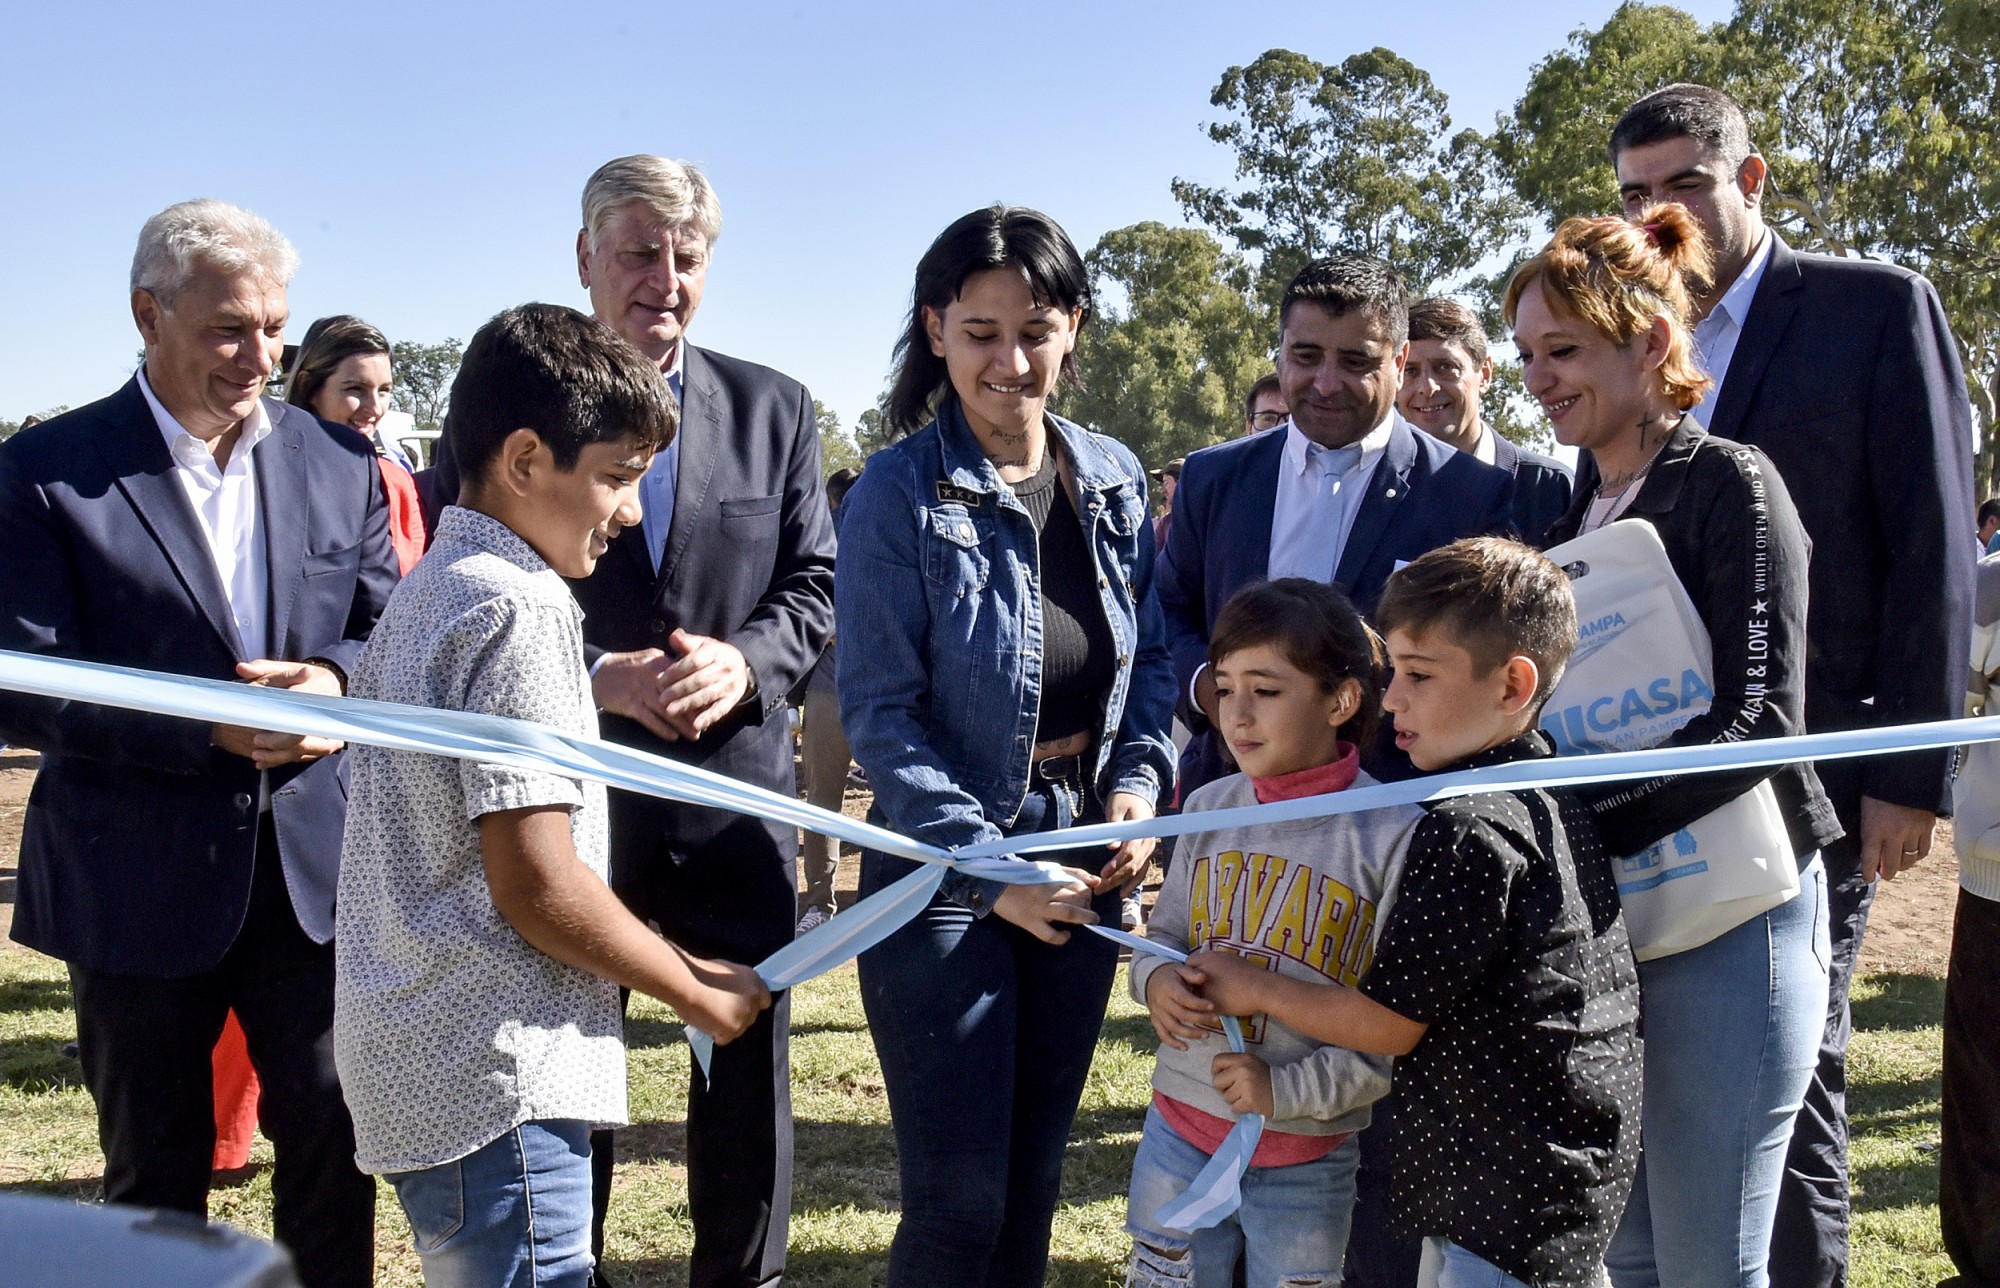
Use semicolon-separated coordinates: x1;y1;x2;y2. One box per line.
1539;519;1799;961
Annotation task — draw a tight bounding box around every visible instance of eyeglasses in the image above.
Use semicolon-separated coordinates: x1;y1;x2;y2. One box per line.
1248;410;1287;430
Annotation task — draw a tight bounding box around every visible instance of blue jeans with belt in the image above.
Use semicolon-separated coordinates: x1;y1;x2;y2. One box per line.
1606;854;1831;1288
857;780;1121;1287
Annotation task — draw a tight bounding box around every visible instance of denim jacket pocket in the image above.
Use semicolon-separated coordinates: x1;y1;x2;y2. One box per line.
922;506;991;595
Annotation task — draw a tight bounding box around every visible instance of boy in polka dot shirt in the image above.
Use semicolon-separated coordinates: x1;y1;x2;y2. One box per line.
1193;539;1642;1288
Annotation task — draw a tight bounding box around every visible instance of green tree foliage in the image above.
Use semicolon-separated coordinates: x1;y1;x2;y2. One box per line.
853;397;898;458
390;338;464;431
1173;48;1526;301
1061;222;1273;468
1495;5;1731;223
1500;0;2000;487
814;399;867;474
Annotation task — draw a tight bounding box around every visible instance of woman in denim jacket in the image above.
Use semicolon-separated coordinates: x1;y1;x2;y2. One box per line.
836;205;1176;1284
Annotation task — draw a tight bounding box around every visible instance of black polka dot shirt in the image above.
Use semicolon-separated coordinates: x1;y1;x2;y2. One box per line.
1360;733;1642;1288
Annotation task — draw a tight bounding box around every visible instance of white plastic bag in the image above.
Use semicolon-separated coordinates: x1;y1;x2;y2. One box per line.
1541;520;1800;961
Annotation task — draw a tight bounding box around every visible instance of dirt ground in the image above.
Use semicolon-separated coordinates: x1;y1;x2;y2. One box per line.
0;744;1967;976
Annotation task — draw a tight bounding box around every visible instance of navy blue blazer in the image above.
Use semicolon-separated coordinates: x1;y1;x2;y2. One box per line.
0;379;399;976
1158;416;1514;793
1490;431;1574;548
1578;236;1976;816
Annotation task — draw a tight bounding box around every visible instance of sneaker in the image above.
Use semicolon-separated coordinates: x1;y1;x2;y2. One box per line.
1121;894;1145;930
796;906;831;936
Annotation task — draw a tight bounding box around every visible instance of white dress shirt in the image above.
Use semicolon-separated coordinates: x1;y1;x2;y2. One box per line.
1471;422;1498;466
138;369;272;659
1266;412;1396;584
1691;231;1774;427
639;346;687;573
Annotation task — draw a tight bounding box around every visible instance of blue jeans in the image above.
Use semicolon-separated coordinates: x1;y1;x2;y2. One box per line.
857;782;1121;1287
387;1120;595;1288
1606;855;1831;1288
1419;1239;1533;1288
1126;1104;1358;1287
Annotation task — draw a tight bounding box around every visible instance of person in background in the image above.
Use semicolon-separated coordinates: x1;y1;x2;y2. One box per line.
1150;457;1182;554
837;204;1174;1284
796;465;862;934
286;315;426;572
1242;371;1287;438
1397;298;1573;547
1610;85;1976;1288
0;198;397;1288
18;413;43;430
564;155;834;1288
1944;551;2000;1288
1977;498;2000;555
1526;205;1836;1288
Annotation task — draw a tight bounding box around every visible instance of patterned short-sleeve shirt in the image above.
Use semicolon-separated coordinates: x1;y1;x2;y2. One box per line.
334;505;626;1175
1359;733;1642;1288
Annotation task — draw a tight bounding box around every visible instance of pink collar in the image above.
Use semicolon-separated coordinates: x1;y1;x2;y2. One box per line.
1250;743;1360;803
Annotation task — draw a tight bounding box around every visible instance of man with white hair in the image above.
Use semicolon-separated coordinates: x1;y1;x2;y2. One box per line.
574;153;833;1288
432;155;835;1287
0;199;396;1287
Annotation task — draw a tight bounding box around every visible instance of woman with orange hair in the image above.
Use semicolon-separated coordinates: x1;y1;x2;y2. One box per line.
1514;206;1838;1288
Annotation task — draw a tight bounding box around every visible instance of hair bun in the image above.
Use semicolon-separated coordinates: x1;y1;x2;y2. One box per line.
1634;203;1714;295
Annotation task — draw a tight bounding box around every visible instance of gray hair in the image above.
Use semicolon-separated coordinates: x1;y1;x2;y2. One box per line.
130;199;299;307
582;155;723;252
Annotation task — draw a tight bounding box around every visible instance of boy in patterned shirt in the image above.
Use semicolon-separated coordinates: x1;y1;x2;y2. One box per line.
334;305;769;1288
1192;539;1641;1288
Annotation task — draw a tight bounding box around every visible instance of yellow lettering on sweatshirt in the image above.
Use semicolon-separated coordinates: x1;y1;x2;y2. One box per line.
1304;874;1357;976
1262;866;1315;958
1212;850;1246;939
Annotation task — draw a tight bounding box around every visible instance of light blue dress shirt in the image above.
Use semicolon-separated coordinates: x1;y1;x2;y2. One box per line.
639;356;685;573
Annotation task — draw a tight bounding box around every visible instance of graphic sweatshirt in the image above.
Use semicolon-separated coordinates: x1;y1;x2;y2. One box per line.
1130;761;1424;1138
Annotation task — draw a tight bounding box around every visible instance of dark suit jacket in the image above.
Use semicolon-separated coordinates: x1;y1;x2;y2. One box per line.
1490;431;1574;548
1158;416;1514;793
568;344;836;769
0;379;399;976
1582;235;1976;816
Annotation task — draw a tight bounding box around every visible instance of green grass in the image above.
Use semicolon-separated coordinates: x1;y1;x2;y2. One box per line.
0;950;1956;1286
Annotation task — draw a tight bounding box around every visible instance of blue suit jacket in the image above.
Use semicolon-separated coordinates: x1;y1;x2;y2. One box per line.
1158;416;1513;794
0;379;399;976
1490;432;1574;549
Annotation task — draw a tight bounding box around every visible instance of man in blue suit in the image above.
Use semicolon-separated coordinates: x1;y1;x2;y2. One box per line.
0;200;397;1288
1158;255;1514;798
1157;256;1512;1288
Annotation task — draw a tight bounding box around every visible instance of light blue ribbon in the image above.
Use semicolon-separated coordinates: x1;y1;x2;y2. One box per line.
1089;924;1264;1230
3;648;1994;1146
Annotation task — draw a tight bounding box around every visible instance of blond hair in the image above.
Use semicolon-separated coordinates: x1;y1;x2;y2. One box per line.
581;155;722;251
1504;204;1714;413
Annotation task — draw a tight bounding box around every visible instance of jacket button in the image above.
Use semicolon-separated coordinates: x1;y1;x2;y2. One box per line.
232;792;252;810
649;618;667;634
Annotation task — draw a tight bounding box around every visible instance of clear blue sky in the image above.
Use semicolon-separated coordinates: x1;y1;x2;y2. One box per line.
0;0;1733;431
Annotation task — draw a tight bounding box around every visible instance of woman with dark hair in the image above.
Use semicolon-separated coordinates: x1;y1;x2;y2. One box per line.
287;315;426;571
1518;205;1837;1288
836;205;1176;1283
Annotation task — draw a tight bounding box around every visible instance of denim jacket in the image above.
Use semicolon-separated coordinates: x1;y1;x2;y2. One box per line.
835;396;1177;909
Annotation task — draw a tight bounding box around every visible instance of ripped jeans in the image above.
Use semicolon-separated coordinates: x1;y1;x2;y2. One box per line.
1126;1104;1358;1288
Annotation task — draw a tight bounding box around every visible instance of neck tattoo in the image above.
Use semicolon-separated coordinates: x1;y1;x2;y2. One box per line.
1597;411;1679;497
